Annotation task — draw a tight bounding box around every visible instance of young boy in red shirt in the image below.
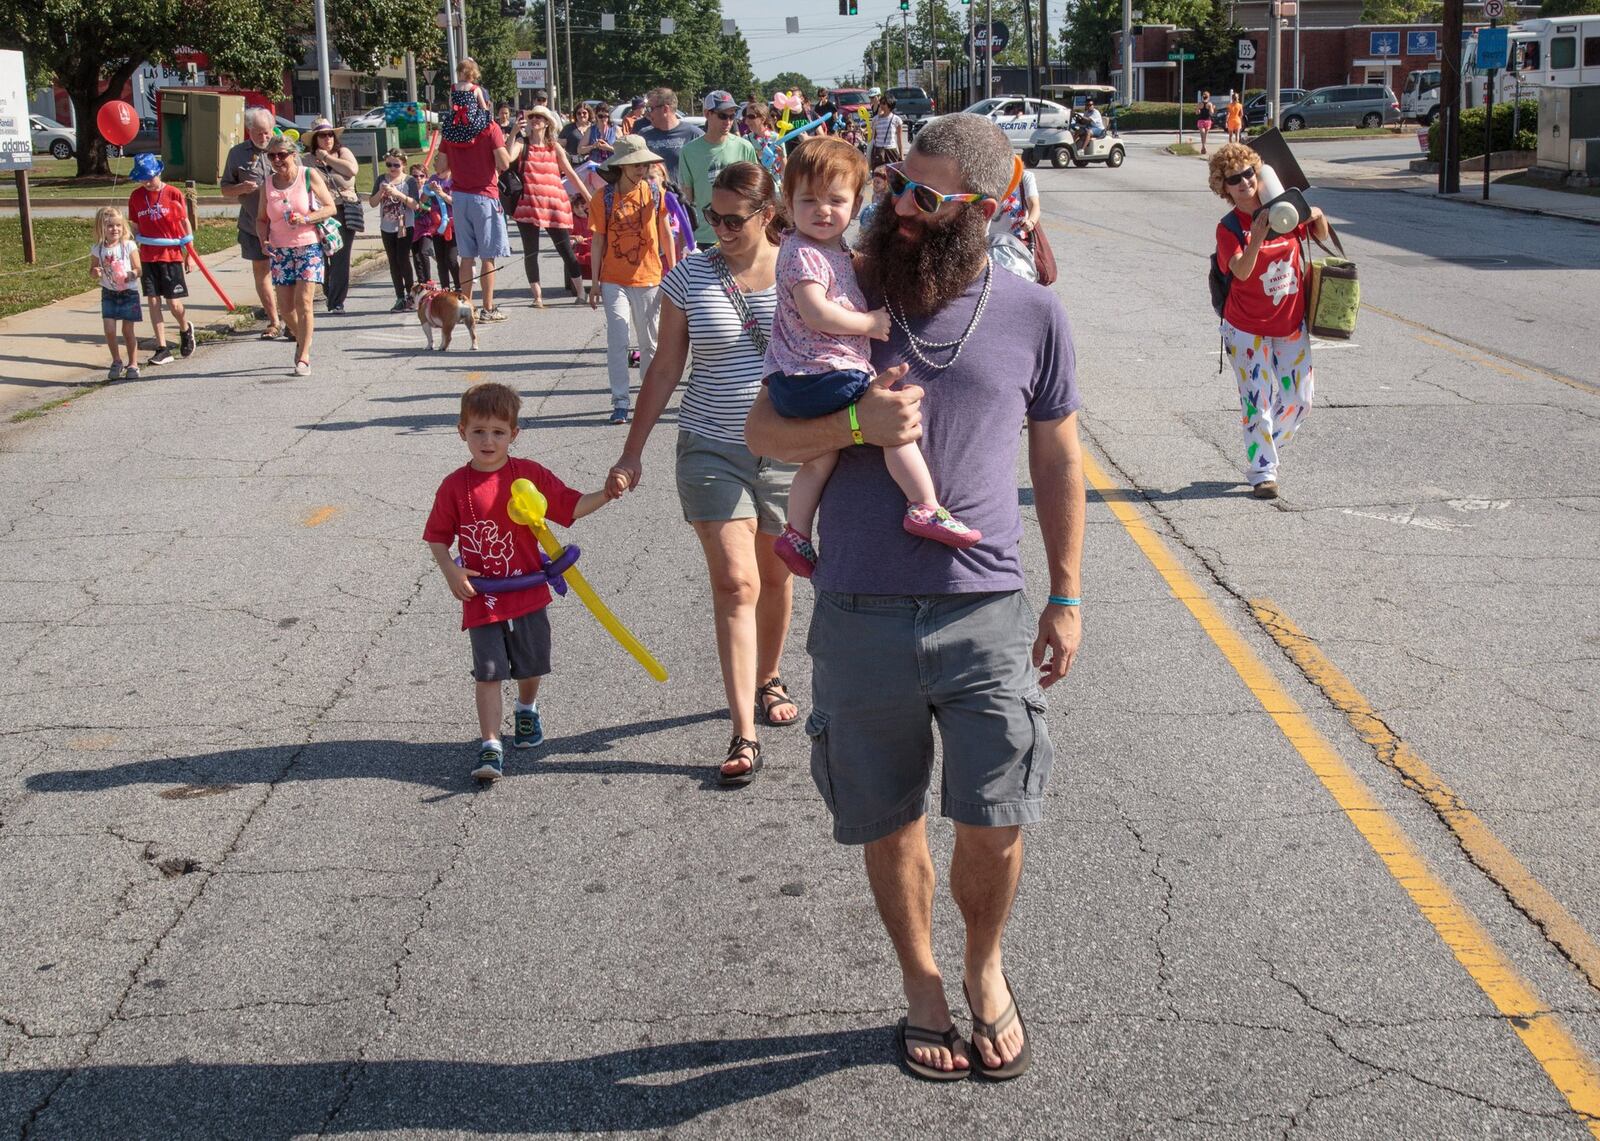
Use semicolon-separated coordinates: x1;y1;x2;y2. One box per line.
424;383;620;781
126;153;195;366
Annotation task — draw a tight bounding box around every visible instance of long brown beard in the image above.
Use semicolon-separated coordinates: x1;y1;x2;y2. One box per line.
857;201;990;319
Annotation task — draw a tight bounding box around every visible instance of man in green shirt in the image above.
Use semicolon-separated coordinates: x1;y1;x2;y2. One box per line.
679;90;759;247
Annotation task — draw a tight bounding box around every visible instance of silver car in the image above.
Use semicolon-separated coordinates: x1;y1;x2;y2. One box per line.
1280;85;1400;131
30;115;76;160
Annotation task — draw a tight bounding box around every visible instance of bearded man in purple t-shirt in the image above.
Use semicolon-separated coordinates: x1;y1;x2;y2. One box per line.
747;114;1085;1083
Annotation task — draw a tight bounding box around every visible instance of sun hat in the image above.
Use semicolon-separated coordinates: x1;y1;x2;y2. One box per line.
305;117;343;143
703;90;737;113
867;87;882;98
129;153;164;182
525;106;562;134
602;134;665;169
441;88;491;143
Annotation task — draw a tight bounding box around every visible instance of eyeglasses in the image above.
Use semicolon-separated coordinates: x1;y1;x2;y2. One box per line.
704;206;760;232
883;164;990;214
1223;168;1257;187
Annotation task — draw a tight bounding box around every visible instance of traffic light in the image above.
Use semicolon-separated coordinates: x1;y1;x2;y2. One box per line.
839;0;858;12
899;0;910;9
849;0;858;11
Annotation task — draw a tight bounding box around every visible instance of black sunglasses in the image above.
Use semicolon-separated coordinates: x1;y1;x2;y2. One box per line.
1224;168;1257;187
268;153;292;162
712;111;736;121
704;206;760;232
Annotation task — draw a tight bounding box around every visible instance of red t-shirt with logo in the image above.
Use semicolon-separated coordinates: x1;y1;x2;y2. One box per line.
422;457;581;629
1216;209;1309;338
128;184;190;263
443;122;507;198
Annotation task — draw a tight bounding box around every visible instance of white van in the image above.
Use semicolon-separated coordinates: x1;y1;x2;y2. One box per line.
1402;68;1441;124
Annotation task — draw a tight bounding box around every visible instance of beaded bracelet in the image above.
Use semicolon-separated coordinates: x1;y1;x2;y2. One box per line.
1047;595;1081;607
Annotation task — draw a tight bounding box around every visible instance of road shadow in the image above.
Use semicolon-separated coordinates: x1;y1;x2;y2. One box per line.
369;388;619;404
0;1027;887;1136
1082;481;1248;504
25;711;730;795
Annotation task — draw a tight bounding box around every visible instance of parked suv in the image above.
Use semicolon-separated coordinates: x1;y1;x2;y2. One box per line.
1243;89;1305;128
1280;85;1400;130
887;85;935;121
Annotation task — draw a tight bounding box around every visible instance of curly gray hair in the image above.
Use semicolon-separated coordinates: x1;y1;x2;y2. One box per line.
244;106;275;132
909;112;1015;200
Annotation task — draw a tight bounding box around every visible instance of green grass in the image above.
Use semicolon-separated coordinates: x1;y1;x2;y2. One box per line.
1;148;434;199
1166;142;1200;156
9;382;106;422
1248;125;1401;140
0;216;239;320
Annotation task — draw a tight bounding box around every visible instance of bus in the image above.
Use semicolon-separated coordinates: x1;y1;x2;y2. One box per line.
1461;15;1600;105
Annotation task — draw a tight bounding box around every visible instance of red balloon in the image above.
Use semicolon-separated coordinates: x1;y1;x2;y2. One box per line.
96;100;140;147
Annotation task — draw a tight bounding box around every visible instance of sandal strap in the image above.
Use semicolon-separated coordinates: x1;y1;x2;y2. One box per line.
724;734;761;766
972;997;1018;1041
903;1022;962;1048
757;677;792;700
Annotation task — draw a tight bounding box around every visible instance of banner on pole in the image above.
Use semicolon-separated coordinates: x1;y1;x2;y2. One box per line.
0;50;33;173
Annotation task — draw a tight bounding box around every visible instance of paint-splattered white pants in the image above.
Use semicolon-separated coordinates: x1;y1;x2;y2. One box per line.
1221;320;1315;486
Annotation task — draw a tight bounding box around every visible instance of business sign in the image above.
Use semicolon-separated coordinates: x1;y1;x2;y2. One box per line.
1406;30;1438;55
1370;31;1401;57
0;50;32;173
1476;26;1510;70
510;57;547;89
970;21;1010;55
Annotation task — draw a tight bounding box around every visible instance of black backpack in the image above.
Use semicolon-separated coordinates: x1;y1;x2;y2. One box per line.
1208;211;1247;317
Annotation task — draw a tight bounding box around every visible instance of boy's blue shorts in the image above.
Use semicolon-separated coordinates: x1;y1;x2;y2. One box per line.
101;288;141;322
765;368;874;420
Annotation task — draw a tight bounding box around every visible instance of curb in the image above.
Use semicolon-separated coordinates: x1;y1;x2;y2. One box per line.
1426;189;1600;227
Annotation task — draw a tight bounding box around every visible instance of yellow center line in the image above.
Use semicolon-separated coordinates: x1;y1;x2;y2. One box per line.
303;506;339;528
1082;451;1600;1135
1249;599;1600;995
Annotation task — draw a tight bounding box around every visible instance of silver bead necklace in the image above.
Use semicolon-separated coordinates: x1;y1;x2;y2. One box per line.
886;260;994;372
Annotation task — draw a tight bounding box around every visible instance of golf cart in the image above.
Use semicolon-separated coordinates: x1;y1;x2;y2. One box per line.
1026;84;1125;169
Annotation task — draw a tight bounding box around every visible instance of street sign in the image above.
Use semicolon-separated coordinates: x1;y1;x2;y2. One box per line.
1168;51;1195;61
1237;38;1257;60
0;50;32;174
1482;0;1506;17
1476;26;1509;70
1237;59;1257;74
1407;30;1438;55
1370;31;1401;57
970;21;1010;55
510;57;548;89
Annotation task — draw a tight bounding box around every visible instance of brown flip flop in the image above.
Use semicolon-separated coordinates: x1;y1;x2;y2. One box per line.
965;974;1032;1081
897;1019;969;1082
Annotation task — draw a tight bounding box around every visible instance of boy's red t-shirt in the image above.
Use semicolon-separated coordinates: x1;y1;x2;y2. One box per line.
422;457;582;629
128;184;189;263
1216;209;1309;338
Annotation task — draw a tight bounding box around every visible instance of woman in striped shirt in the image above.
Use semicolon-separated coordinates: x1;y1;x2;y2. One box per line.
605;162;801;787
513;107;590;306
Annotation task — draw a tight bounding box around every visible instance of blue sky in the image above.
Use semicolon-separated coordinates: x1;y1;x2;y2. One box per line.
719;0;1069;88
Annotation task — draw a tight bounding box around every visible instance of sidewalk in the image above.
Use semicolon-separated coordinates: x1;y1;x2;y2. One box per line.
1417;176;1600;226
0;222;382;420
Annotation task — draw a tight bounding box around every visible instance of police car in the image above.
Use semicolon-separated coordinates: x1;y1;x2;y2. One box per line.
940;96;1072;153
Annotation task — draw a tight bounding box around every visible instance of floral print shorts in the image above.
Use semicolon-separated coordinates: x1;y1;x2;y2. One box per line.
269;243;325;286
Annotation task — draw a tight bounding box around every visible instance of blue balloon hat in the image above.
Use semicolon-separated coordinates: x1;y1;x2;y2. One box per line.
129;152;164;182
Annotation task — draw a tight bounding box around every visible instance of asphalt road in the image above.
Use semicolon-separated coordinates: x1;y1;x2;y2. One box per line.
1;139;1598;1139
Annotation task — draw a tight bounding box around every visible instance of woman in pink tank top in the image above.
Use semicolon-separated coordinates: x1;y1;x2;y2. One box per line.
257;135;337;377
511;108;590;306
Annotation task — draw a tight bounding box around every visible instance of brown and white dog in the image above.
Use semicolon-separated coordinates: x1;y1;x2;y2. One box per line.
409;281;478;352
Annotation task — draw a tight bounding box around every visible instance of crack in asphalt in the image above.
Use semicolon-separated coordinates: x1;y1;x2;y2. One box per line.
14;569;431;1141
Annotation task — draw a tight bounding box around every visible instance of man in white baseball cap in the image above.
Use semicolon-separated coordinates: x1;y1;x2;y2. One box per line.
678;91;759;247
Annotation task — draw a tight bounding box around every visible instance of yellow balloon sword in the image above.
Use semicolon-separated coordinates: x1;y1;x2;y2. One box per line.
506;478;669;682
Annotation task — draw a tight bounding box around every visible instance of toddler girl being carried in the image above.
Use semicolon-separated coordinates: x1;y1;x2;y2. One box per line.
766;136;979;579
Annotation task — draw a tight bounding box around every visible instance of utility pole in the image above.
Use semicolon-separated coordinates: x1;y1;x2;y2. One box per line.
1039;0;1050;92
1266;0;1281;133
545;0;560;118
930;0;938;110
312;0;334;121
902;10;911;89
1440;0;1463;194
1121;0;1133;105
1293;5;1302;90
456;0;469;63
968;0;977;106
564;0;575;110
405;51;418;102
1021;0;1036;98
884;19;892;92
444;2;459;97
985;0;993;96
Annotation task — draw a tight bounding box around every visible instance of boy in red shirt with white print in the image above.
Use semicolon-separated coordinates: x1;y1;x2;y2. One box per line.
424;383;619;781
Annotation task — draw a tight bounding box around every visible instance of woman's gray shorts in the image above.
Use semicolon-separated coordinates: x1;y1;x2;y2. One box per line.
675;430;797;535
805;590;1054;845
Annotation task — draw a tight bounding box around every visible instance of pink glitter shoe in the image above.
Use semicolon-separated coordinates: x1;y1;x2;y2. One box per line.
903;503;982;549
773;524;818;579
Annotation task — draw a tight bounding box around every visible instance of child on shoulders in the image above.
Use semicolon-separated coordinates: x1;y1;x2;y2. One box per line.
423;383;622;782
765;136;980;579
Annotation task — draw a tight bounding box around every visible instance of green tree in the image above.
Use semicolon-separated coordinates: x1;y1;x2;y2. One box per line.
1362;0;1443;20
1184;0;1245;100
546;0;733;104
0;0;437;177
1061;0;1120;80
706;28;756;100
764;71;815;99
464;0;519;106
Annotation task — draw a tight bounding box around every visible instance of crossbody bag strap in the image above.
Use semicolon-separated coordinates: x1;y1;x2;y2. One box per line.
707;249;768;356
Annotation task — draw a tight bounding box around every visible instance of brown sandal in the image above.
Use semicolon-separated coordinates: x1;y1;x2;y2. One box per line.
718;734;762;787
755;677;799;728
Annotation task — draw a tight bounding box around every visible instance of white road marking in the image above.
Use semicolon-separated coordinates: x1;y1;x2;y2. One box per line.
1343;507;1471;532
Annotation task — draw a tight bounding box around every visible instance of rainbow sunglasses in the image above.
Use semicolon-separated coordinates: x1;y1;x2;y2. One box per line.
883;154;1022;214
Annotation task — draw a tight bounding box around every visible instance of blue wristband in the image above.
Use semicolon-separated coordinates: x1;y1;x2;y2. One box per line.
1047;595;1081;607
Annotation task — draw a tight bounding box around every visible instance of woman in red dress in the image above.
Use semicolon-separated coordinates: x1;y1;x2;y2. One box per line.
512;107;591;306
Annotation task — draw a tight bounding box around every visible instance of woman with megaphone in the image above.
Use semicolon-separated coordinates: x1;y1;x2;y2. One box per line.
1208;141;1329;500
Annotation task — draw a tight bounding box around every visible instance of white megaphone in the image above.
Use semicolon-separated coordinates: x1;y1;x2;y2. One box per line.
1254;163;1310;235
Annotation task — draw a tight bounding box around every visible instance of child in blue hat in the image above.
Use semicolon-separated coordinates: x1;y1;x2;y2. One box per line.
127;153;196;366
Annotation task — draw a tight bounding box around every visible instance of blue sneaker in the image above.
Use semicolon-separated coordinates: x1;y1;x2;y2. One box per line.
471;742;504;782
512;707;544;749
